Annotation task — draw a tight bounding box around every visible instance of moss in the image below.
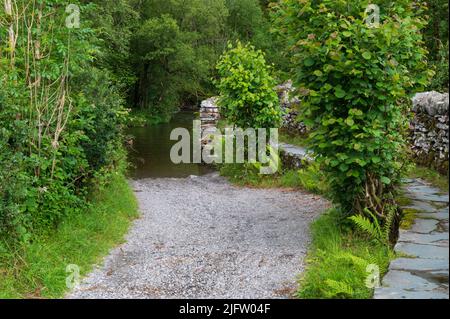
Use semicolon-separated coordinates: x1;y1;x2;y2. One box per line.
279;131;308;147
400;208;421;230
396;191;413;207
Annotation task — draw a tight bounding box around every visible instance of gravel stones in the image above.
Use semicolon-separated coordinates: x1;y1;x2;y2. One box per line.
67;173;329;299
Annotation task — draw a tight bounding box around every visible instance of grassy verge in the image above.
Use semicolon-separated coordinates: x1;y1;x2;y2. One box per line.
0;173;139;299
279;131;308;147
219;162;329;195
297;209;394;299
406;164;449;193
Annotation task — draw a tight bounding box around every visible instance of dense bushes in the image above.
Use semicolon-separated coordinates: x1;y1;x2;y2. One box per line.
423;0;449;92
129;0;286;120
215;42;282;129
272;0;432;230
0;1;132;247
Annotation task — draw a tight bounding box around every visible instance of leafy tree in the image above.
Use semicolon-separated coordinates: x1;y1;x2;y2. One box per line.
423;0;449;91
215;42;282;129
272;0;432;234
0;0;131;244
130;0;229;117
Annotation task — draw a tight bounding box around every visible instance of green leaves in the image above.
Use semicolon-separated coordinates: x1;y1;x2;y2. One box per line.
272;0;431;218
216;42;282;129
304;58;315;67
362;51;372;60
334;87;346;98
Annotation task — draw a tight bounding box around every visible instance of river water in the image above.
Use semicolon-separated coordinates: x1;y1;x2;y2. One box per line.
127;111;214;179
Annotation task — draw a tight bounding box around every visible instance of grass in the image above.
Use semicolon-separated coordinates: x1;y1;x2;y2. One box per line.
0;173;139;299
219;162;329;195
406;164;449;193
279;131;308;147
297;209;394;299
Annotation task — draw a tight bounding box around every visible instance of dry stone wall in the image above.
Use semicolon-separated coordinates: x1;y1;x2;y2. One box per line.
199;89;449;174
410;92;449;174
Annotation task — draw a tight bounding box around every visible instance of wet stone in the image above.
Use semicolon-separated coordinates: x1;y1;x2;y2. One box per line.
390;258;449;272
395;242;449;260
407;191;449;203
402;201;437;213
417;211;449;221
374;287;449;299
398;231;449;247
381;270;438;290
410;219;440;234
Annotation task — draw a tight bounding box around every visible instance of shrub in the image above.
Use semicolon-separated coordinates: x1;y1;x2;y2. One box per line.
215;41;283;129
272;0;432;231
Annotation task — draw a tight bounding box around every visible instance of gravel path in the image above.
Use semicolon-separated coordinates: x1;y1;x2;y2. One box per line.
68;173;329;299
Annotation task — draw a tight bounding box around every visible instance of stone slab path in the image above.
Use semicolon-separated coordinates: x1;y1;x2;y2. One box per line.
374;178;449;299
68;173;329;299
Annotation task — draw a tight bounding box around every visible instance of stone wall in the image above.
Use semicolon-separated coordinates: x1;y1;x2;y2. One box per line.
275;81;307;135
410;92;449;174
200;89;449;174
199;97;220;147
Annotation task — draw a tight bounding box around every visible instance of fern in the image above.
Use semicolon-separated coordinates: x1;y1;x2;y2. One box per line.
336;251;369;270
349;214;382;242
349;207;397;246
324;279;354;298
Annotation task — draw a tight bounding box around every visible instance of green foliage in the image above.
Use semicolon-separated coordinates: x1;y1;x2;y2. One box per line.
220;161;329;196
215;42;282;129
296;163;330;195
349;207;396;246
272;0;432;223
0;174;139;298
0;1;132;246
298;209;394;299
128;0;287;120
423;0;449;92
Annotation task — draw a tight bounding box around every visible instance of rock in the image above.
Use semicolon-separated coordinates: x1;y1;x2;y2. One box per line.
398;231;449;246
394;242;449;260
374;287;448;299
409;92;449;174
412;91;449;116
409;219;440;234
276;81;306;135
390;258;449;272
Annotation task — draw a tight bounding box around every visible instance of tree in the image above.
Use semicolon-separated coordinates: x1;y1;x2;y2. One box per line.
215;42;282;129
272;0;432;233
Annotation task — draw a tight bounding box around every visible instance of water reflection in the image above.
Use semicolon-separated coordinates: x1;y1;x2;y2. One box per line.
127;111;215;179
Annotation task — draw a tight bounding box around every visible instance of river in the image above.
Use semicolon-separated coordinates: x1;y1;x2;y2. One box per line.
127;111;214;179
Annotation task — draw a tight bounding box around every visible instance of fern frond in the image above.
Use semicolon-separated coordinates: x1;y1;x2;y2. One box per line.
324;279;354;298
382;206;396;243
349;214;382;241
336;251;369;270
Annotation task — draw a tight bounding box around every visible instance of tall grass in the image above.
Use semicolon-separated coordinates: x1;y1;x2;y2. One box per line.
0;174;139;298
298;209;394;299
